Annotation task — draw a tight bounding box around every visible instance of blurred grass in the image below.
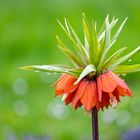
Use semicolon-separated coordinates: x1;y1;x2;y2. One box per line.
0;0;140;140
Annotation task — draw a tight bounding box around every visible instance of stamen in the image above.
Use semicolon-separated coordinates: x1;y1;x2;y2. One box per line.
61;93;68;101
109;93;118;108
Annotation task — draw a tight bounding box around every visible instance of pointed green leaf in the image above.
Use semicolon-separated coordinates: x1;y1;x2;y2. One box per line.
111;64;140;74
97;20;105;41
102;47;127;70
100;39;117;66
98;17;118;42
57;19;71;36
94;38;105;68
95;16;118;69
110;17;118;27
64;18;71;35
100;16;117;62
82;13;93;62
56;35;84;67
92;21;99;63
74;64;96;84
112;18;127;42
105;15;111;48
58;19;88;64
66;18;89;63
97;17;127;72
19;65;82;77
110;46;140;68
96;16;111;71
84;31;89;52
57;19;80;49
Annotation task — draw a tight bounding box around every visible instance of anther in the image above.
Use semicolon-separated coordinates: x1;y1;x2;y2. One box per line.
109;93;118;108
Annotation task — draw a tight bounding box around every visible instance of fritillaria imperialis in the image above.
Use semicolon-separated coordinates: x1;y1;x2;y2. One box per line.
20;14;140;140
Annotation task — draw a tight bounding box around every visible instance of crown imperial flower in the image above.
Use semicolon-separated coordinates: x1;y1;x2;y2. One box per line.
20;14;140;112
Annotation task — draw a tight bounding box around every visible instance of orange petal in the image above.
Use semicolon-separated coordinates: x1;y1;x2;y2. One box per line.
81;82;96;111
72;80;87;107
91;81;97;108
117;86;133;97
108;71;133;96
96;101;101;111
55;74;66;95
101;72;117;93
51;74;65;87
113;88;120;102
100;92;110;110
55;74;78;96
74;100;82;110
97;76;102;102
65;92;75;105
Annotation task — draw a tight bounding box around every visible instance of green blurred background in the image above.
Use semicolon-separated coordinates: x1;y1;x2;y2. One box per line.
0;0;140;140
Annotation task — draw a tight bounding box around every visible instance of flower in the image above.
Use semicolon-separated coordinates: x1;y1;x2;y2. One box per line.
55;74;98;111
55;71;133;111
97;71;133;110
20;14;140;112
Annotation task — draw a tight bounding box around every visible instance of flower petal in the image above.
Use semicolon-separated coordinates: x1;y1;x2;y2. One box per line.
117;86;133;97
96;101;101;111
91;81;98;108
55;74;78;96
99;92;110;110
55;74;66;94
81;82;96;111
113;89;121;102
101;72;117;93
65;92;75;105
97;76;102;102
74;100;82;110
108;71;133;96
72;79;87;107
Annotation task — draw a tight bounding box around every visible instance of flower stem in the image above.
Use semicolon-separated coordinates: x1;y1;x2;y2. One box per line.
92;107;99;140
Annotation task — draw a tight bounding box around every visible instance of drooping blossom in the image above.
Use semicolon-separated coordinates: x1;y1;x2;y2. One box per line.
96;71;132;110
21;15;140;112
55;74;98;111
55;71;133;111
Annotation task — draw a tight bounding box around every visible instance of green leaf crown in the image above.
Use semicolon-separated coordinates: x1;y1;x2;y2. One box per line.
20;14;140;82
